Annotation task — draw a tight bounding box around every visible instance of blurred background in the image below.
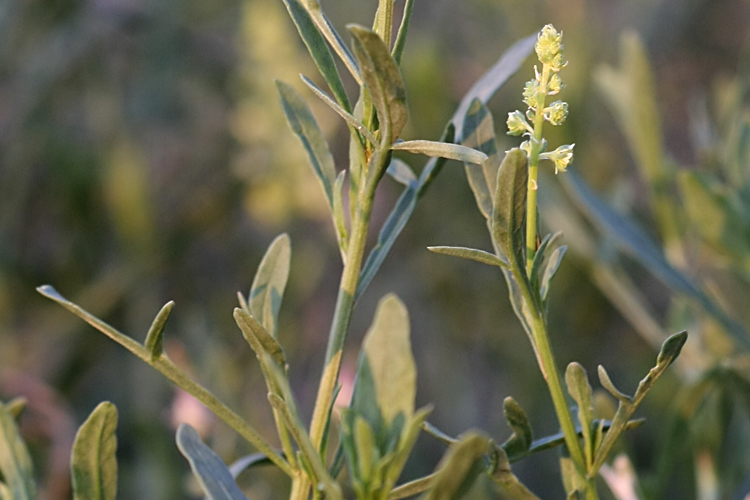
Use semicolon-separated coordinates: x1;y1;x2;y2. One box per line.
1;0;750;498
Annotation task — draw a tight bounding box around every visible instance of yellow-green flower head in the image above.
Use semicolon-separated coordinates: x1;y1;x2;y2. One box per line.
547;73;564;95
535;25;563;65
541;143;575;173
507;110;531;136
523;79;542;109
544;101;568;126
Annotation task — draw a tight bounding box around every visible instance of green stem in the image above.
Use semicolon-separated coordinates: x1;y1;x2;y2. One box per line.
525;66;549;275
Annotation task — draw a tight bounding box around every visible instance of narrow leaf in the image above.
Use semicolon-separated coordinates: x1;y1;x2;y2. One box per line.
489;445;540;500
565;363;594;467
392;0;415;64
386;158;417;187
539;246;567;304
6;398;26;420
276;82;337;209
248;233;291;339
71;402;118;500
144;301;174;361
492;149;529;280
462;99;501;220
452;34;536;137
597;366;630;404
361;294;416;425
0;403;36;500
501;397;533;459
333;171;349;256
425;432;489;500
427;246;508;269
349;25;409;144
391;140;487;165
281;0;351;110
176;425;248;500
234;309;286;368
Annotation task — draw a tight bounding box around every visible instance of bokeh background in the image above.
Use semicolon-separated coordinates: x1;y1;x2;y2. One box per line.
2;0;750;498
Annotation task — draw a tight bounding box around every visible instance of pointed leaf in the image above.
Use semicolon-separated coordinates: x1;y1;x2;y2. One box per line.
176;425;248;500
361;294;416;425
0;402;36;500
276;82;337;208
6;399;26;420
281;0;351;110
492;148;528;280
144;301;174;361
391;140;487;165
392;0;415;64
462;99;501;220
452;34;536;137
427;246;508;269
501;397;533;460
234;309;286;368
248;233;291;339
539;246;567;304
71;402;118;500
597;366;630;404
348;25;409;144
425;432;489;500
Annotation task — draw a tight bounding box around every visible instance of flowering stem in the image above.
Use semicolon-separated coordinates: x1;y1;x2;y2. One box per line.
525;64;549;275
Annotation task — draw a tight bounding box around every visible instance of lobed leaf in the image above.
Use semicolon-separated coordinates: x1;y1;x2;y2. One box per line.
391;140;487;165
71;402;118;500
348;25;409;144
176;425;248;500
0;402;36;500
280;0;351;110
248;233;291;339
276;82;337;210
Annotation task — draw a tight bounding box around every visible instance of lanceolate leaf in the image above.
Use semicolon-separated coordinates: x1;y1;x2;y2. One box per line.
144;301;174;361
386;158;418;187
281;0;351;111
427;246;508;269
234;308;286;368
425;432;489;500
176;425;248;500
391;140;487;165
0;402;36;500
361;294;416;425
462;99;501;220
392;0;415;64
348;25;409;144
492;149;528;280
71;402;118;500
248;233;291;339
276;82;337;209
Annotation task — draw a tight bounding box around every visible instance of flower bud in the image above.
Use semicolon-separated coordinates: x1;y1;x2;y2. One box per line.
507;110;531;136
540;143;575;173
535;25;563;65
544;101;568;126
547;73;564;95
523;79;542;109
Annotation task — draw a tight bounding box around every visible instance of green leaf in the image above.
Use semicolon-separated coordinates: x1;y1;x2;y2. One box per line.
5;399;26;420
461;99;501;220
348;25;409;144
353;415;378;486
333;170;349;255
391;140;487;165
452;34;536;137
176;425;248;500
301;75;378;146
427;246;508;269
492;148;529;280
361;294;416;425
71;402;118;500
489;445;540;500
276;82;337;209
529;232;565;303
637;330;687;402
564;171;750;348
539;245;566;304
144;301;174;361
280;0;351;110
597;366;630;404
392;0;415;64
248;233;291;339
0;402;36;500
425;432;489;500
386;158;417;187
560;457;586;498
381;406;431;494
565;363;594;467
501;397;533;460
233;308;286;368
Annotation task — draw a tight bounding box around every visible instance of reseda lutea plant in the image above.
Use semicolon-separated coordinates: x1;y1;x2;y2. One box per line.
0;6;686;500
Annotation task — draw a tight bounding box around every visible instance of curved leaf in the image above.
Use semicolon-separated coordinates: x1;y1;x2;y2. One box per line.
425;432;489;500
248;233;291;339
176;425;249;500
427;246;508;269
492;149;528;280
71;402;118;500
501;397;533;460
391;140;487;165
0;402;36;500
144;301;174;361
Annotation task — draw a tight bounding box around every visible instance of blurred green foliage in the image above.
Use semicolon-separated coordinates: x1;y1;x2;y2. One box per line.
1;0;750;498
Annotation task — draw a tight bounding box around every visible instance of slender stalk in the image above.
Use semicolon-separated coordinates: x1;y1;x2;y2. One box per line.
525;65;549;275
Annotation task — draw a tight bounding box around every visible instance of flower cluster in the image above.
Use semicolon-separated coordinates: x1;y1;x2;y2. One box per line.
507;24;574;174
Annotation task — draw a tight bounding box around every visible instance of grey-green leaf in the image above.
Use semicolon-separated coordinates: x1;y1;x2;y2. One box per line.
0;402;36;500
489;445;540;500
492;148;528;279
248;233;291;339
176;425;249;500
391;140;487;165
565;363;594;466
427;246;509;269
462;99;501;220
597;366;630;404
361;294;416;425
71;402;118;500
276;81;337;208
386;158;417;186
234;308;286;368
501;397;533;460
391;0;415;64
348;25;409;144
144;301;174;361
425;432;489;500
280;0;351;111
